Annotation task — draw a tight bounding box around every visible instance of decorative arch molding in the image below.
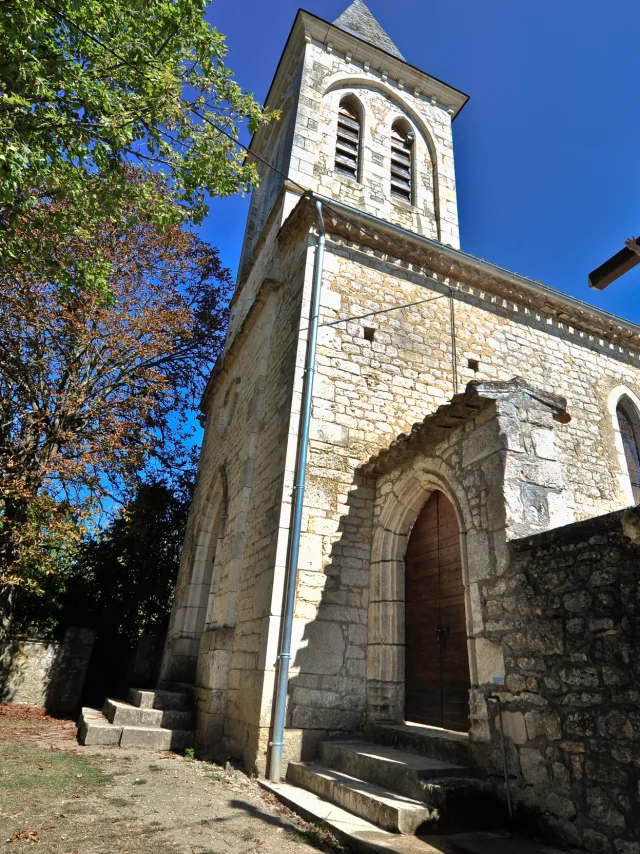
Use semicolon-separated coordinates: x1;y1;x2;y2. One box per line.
367;459;480;725
323;77;439;169
607;384;640;506
322;76;441;237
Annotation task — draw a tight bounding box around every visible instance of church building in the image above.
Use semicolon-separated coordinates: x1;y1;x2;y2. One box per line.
158;3;640;848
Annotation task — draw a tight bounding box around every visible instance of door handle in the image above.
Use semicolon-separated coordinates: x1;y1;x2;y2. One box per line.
435;626;449;649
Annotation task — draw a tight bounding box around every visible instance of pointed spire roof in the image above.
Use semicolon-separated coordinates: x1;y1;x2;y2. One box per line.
333;1;404;60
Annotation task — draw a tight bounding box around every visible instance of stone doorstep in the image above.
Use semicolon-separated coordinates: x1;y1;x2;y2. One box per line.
319;741;470;801
128;687;192;711
287;761;434;834
365;722;470;767
260;782;566;854
103;698;193;730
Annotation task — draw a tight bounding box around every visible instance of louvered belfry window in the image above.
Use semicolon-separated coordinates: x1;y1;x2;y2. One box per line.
335;101;360;180
391;122;413;203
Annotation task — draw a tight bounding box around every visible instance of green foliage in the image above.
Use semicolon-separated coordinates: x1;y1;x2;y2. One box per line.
11;474;193;638
184;747;195;761
0;0;273;291
0;194;230;602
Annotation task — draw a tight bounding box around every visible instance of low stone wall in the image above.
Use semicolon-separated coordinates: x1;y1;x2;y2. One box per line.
474;508;640;852
0;626;95;714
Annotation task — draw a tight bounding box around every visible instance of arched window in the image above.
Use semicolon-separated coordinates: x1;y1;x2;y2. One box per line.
617;399;640;503
391;120;414;203
335;100;360;180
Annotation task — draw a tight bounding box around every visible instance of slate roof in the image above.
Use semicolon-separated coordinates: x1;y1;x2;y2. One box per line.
333;0;405;60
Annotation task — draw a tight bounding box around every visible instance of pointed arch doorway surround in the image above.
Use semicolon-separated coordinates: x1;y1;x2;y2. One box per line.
405;489;470;732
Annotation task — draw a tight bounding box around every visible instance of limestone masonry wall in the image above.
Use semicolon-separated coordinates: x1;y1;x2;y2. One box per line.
288;39;458;243
474;510;640;852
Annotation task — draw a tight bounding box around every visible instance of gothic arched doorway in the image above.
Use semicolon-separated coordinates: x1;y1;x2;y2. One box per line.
405;490;470;731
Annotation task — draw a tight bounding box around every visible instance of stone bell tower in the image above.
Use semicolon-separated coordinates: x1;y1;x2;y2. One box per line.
160;2;472;774
237;0;467;285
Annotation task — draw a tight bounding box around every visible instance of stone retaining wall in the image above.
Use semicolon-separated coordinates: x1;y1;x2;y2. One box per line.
0;626;95;714
474;509;640;852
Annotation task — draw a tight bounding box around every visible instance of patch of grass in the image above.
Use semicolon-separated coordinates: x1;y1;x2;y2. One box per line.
108;797;130;807
133;777;147;785
286;828;307;844
304;824;343;850
148;764;164;772
241;827;256;841
286;823;344;852
184;747;196;760
204;771;225;782
0;743;110;799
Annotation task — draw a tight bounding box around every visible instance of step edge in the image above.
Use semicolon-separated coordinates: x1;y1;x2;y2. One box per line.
289;763;431;811
320;741;468;771
260;781;441;854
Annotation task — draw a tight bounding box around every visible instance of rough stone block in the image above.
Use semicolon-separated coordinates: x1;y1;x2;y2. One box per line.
498;711;527;745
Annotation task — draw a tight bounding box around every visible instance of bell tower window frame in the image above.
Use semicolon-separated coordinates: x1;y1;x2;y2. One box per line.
335;98;362;181
390;119;414;204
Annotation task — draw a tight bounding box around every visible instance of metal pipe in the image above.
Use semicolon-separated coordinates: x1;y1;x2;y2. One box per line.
495;696;514;822
310;192;640;343
269;198;326;782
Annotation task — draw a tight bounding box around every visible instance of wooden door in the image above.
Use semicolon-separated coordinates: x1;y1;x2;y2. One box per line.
404;490;470;732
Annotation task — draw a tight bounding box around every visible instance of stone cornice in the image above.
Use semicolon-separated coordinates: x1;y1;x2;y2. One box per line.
280;192;640;354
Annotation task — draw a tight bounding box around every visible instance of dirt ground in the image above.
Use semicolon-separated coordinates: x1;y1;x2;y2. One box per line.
0;705;343;854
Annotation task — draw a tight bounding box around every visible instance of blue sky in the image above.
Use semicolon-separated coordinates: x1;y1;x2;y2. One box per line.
200;0;640;323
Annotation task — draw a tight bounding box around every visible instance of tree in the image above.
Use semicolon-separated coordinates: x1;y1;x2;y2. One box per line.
11;474;194;642
1;0;272;291
0;192;231;630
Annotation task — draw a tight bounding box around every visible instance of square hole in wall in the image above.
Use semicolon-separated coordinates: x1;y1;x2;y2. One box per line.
363;327;376;342
467;358;480;372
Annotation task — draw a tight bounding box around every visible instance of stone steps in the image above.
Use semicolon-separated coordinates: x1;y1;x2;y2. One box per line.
77;687;194;750
318;741;472;802
103;698;192;729
261;779;564;854
365;722;471;767
129;687;192;711
287;761;434;834
280;738;502;837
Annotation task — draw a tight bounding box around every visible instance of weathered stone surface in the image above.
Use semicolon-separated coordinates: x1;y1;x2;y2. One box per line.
498;711;527;745
157;5;640;850
524;710;562;741
519;748;549;786
2;627;95;713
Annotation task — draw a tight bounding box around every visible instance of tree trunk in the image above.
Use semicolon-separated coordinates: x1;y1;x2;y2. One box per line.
0;585;13;641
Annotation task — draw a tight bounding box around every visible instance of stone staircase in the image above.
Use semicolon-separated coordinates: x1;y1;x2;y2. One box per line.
77;687;195;750
264;723;502;840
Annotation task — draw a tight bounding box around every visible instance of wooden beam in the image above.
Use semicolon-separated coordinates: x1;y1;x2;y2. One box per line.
589;240;640;290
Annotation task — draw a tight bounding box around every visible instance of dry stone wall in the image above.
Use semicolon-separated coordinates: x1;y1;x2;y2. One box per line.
0;627;95;713
473;509;640;852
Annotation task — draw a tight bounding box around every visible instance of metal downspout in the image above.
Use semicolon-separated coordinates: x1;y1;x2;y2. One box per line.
269;199;325;782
